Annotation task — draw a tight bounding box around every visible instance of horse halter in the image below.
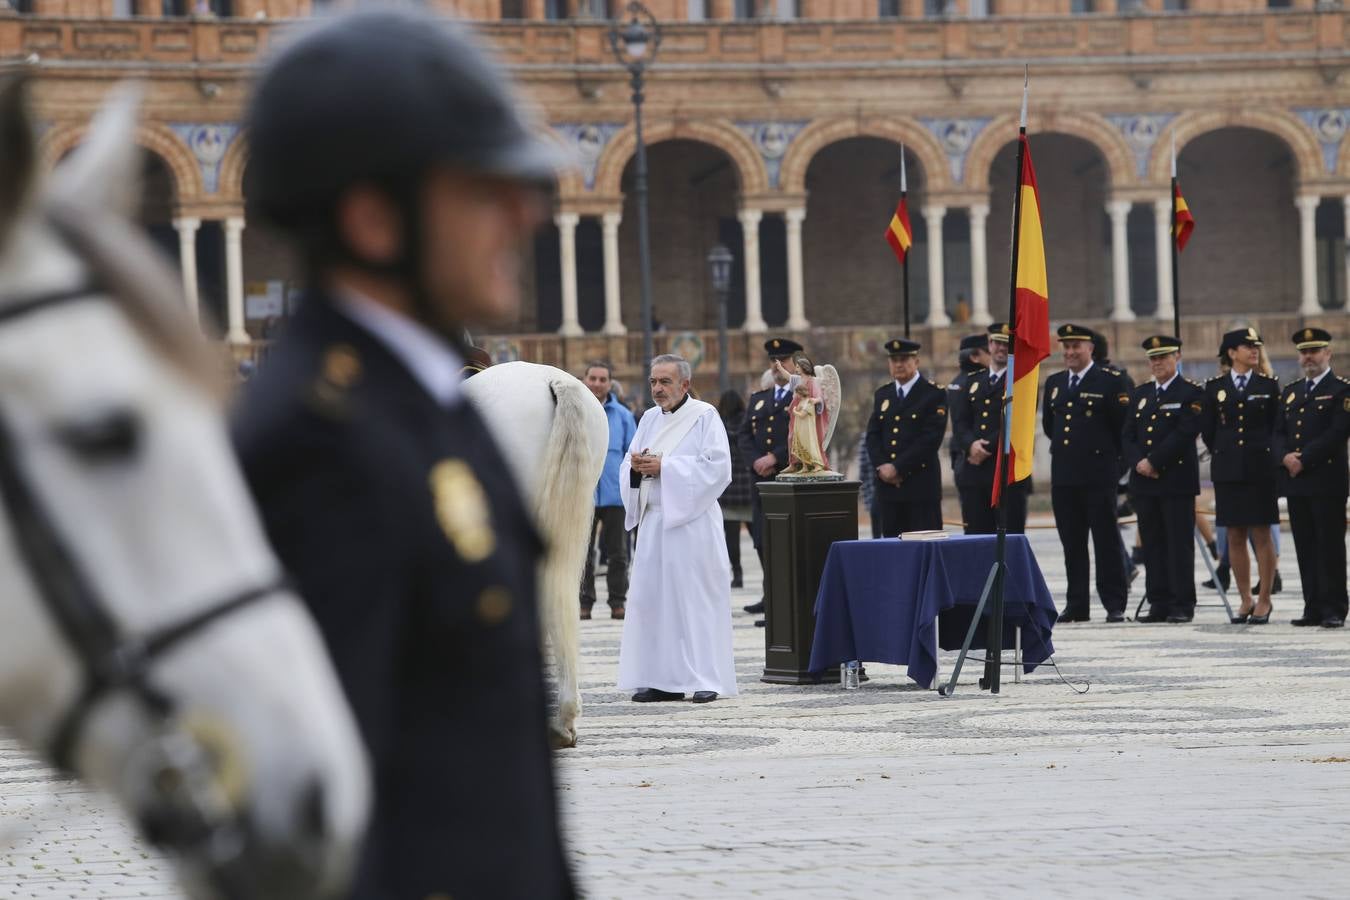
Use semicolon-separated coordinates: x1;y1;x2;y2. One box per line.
0;284;284;774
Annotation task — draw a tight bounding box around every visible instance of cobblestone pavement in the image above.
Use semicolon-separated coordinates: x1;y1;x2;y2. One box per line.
4;521;1350;898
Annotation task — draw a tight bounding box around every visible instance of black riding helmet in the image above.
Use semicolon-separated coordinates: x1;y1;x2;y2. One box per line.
244;8;568;284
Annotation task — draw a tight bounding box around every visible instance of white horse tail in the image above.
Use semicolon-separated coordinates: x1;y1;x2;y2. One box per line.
534;371;606;748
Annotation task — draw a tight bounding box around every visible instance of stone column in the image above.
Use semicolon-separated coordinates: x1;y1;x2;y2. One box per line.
223;216;248;344
739;208;767;333
923;204;950;326
1296;195;1321;315
171;216;200;319
1107;200;1136;322
601;211;625;335
556;212;582;336
1152;198;1174;324
784;207;808;331
967;202;991;326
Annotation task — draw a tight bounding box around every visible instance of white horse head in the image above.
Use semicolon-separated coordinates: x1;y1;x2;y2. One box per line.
0;77;369;897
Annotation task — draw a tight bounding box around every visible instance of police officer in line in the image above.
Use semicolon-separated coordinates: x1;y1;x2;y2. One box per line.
946;333;992;482
951;323;1029;534
1123;335;1206;623
232;10;575;898
1274;327;1350;628
1199;328;1281;625
865;338;948;537
1042;324;1134;623
737;337;799;618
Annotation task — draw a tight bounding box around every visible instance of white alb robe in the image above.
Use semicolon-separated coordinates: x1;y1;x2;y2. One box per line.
617;398;739;696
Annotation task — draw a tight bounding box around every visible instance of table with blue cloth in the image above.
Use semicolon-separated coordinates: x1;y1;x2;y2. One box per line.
808;534;1057;689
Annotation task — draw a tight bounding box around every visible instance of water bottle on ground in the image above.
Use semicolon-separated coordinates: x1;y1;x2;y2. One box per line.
841;660;860;690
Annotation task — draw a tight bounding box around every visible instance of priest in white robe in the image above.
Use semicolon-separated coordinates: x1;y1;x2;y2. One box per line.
618;354;739;704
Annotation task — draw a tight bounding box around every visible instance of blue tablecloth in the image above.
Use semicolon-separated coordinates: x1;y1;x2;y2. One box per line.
808;535;1057;688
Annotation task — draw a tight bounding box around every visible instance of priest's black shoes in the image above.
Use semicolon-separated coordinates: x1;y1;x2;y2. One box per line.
632;688;685;702
691;691;718;703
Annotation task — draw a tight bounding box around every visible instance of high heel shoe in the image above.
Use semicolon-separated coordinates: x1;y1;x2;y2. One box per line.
1249;603;1272;625
1230;611;1251;624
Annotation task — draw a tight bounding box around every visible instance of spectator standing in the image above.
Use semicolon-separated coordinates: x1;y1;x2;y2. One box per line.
580;361;637;620
718;390;754;588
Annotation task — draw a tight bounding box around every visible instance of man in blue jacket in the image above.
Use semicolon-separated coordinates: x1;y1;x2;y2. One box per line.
581;360;638;619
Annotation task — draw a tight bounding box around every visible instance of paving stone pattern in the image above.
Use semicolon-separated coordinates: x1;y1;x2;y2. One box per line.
4;521;1349;898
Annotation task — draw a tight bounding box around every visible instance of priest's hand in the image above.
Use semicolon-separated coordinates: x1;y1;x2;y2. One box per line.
1283;452;1303;477
967;439;992;465
633;453;662;477
876;463;900;486
1135;458;1159;479
753;452;777;477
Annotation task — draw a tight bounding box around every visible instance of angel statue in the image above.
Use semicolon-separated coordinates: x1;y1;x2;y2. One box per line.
780;353;841;479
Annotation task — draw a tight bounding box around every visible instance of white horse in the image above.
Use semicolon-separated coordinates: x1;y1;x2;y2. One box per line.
463;361;608;748
0;79;369;897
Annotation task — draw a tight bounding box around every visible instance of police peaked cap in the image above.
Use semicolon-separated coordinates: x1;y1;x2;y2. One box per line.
1218;327;1263;358
1057;323;1093;342
1142;335;1183;357
987;322;1012;343
1292;327;1332;350
764;338;804;359
885;338;921;357
958;333;988;352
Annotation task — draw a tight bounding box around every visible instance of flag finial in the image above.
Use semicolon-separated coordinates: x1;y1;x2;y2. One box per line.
1170;130;1177;179
900;143;907;194
1019;65;1028;130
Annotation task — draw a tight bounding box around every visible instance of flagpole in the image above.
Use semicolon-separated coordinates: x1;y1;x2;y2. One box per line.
902;144;911;337
1171;132;1181;346
982;70;1030;696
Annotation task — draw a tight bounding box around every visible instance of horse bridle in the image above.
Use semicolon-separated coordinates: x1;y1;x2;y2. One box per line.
0;284;285;774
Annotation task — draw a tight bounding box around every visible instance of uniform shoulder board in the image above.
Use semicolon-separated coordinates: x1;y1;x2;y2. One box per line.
1186;377;1203;388
1206;374;1225;383
1104;367;1121;376
946;382;961;390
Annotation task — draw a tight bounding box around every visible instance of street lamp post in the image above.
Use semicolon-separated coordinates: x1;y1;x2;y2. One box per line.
609;2;661;382
708;243;734;398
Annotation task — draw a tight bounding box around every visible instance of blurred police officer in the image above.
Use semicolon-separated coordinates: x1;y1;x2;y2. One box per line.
1200;328;1279;624
865;339;948;536
947;333;991;483
1274;328;1350;628
738;337;799;616
232;10;575;898
951;323;1028;534
1123;336;1205;623
1042;324;1133;622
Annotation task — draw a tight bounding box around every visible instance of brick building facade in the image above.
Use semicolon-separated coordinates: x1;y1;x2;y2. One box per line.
5;1;1350;415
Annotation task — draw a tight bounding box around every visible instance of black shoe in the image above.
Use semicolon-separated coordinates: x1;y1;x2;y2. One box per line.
1271;572;1283;594
1291;617;1320;627
1138;611;1169;623
754;619;765;628
1321;618;1345;629
1203;563;1230;592
1106;613;1126;623
691;691;718;703
1057;609;1090;623
743;601;764;614
1166;613;1194;624
1230;612;1250;624
632;688;685;702
1249;612;1271;625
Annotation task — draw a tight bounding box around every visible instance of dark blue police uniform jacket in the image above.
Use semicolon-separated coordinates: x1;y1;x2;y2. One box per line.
1041;364;1133;488
1273;372;1350;497
864;376;947;505
232;295;575;900
1122;376;1205;497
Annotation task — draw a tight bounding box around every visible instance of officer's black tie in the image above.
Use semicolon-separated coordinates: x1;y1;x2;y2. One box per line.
1306;378;1315;396
1155;384;1164;401
1068;373;1079;392
774;386;785;403
1235;374;1247;393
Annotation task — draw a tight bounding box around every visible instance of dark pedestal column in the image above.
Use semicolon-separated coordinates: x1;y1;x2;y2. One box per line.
758;479;860;685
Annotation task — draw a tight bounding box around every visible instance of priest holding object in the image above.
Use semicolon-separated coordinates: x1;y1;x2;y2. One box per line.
618;355;739;705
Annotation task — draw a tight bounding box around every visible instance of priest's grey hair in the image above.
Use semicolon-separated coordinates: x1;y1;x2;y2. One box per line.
651;353;692;383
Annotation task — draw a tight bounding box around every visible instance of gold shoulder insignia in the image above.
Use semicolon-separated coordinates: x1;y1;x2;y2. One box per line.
935;406;946;417
1189;400;1202;414
1117;392;1129;405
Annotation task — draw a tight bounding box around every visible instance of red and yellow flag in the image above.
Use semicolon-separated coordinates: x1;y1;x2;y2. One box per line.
1173;182;1195;252
993;134;1051;506
884;197;913;265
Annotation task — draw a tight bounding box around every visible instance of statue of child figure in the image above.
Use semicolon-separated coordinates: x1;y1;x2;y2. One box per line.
784;353;830;474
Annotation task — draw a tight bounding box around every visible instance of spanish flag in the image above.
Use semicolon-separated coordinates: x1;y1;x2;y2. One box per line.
993;134;1051;506
884;197;913;265
1173;182;1195;252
